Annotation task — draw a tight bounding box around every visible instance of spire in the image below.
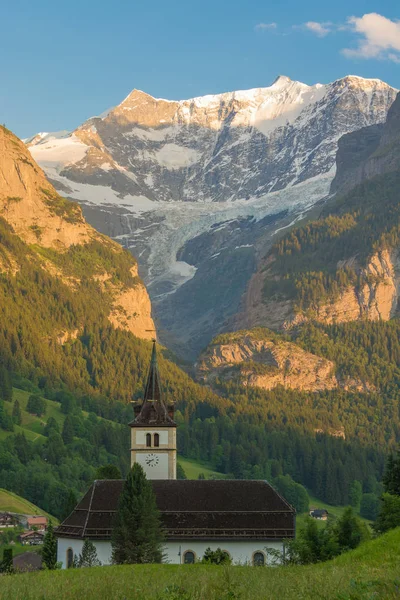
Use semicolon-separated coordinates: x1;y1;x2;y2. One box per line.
143;339;162;402
131;340;176;427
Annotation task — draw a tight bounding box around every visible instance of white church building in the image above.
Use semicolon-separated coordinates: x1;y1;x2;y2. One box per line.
56;341;295;567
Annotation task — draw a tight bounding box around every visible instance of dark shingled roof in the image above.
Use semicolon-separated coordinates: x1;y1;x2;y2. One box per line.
130;340;176;428
55;479;295;541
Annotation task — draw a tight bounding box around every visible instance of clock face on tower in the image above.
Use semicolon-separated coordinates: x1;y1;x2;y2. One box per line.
145;453;160;468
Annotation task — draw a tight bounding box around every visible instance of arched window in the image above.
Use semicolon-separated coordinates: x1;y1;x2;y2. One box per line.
253;551;265;566
66;547;74;569
183;550;195;564
154;433;160;447
146;433;151;447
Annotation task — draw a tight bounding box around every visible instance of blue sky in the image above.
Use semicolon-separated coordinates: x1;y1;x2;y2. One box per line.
1;0;399;138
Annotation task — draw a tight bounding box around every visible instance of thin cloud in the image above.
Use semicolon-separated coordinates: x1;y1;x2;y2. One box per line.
342;13;400;62
255;22;277;32
304;21;332;37
278;12;400;63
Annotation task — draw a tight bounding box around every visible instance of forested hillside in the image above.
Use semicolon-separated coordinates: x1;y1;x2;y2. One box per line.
0;361;388;517
262;170;400;320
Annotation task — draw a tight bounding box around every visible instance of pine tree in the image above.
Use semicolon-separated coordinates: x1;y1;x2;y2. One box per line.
349;480;362;511
334;507;369;551
42;521;58;570
0;366;13;402
0;401;14;432
111;463;164;564
62;416;74;445
14;433;30;465
360;493;379;520
44;416;59;436
61;489;78;521
1;548;13;573
374;493;400;533
26;394;46;417
78;539;101;567
95;464;122;480
12;400;22;425
383;451;400;496
176;463;187;480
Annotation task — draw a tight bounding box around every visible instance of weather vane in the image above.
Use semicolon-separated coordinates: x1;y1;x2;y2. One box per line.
145;329;157;342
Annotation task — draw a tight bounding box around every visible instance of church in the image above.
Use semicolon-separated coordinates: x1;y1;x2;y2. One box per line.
55;341;295;567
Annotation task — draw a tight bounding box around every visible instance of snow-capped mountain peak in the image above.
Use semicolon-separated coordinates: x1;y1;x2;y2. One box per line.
27;75;398;356
29;74;396;201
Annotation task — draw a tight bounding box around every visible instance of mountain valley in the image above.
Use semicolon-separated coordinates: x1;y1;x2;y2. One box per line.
1;77;400;524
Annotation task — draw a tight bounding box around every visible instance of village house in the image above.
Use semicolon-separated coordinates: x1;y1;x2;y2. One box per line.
309;509;329;521
27;516;47;531
0;512;17;528
56;341;296;567
19;530;45;546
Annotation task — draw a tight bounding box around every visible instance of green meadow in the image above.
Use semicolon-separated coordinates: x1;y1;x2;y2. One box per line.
0;489;56;523
177;457;227;480
0;528;399;600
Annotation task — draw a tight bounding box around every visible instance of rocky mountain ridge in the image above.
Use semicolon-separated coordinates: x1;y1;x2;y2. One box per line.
27;75;397;357
0;125;154;342
196;329;371;394
237;247;400;333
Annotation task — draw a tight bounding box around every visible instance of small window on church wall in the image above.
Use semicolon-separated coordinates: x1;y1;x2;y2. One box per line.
66;548;74;568
183;550;195;564
253;551;265;566
146;433;151;447
154;433;160;447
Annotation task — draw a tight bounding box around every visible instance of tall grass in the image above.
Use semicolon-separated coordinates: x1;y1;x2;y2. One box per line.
0;529;399;600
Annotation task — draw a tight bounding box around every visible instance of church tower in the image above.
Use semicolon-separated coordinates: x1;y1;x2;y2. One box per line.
129;340;177;480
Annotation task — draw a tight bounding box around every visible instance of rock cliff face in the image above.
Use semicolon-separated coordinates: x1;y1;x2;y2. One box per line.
27;76;397;358
239;249;400;332
0;126;89;249
0;125;154;341
196;330;367;393
308;250;399;326
331;91;400;195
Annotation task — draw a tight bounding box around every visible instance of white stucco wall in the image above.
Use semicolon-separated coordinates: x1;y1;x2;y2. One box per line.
57;538;284;568
165;541;284;565
58;538;112;568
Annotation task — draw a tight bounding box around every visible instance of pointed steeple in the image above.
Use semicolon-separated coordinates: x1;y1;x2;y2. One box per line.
130;340;176;427
143;339;162;402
